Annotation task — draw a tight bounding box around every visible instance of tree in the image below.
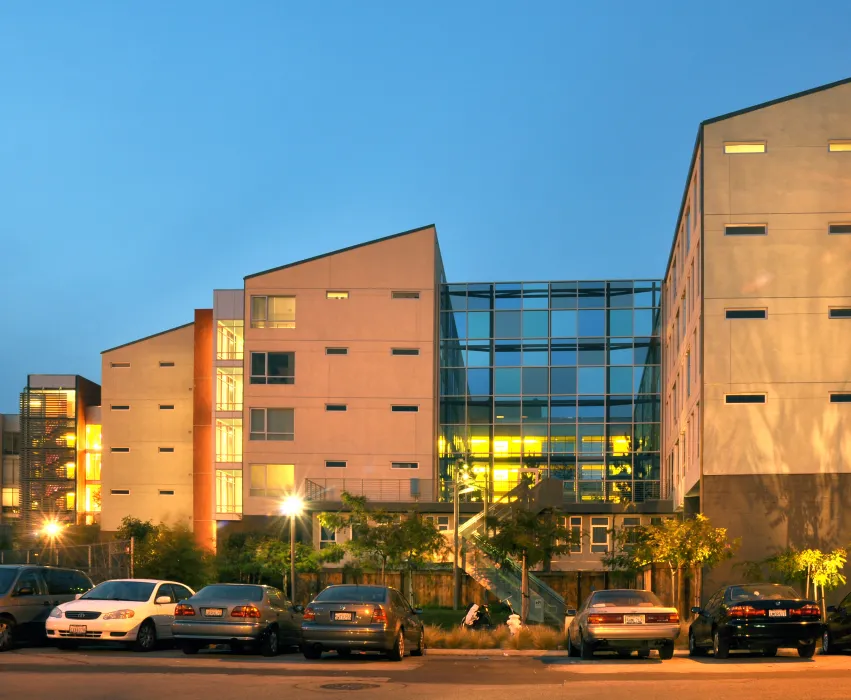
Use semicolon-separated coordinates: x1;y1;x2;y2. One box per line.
486;508;576;623
761;547;848;617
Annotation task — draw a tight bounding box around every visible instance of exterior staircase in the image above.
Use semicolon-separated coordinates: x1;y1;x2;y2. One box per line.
456;478;566;626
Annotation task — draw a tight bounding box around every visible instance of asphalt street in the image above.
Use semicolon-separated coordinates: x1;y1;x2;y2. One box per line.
2;647;851;700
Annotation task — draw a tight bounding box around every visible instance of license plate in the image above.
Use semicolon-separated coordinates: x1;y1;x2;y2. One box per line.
332;612;353;621
68;625;87;636
624;615;644;625
204;608;224;617
769;609;787;618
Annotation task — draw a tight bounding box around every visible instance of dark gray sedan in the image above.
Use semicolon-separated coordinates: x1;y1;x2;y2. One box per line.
172;584;303;656
301;585;424;661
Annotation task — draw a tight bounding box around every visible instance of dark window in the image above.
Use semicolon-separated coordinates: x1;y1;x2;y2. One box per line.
830;394;851;403
159;490;175;496
325;347;348;355
325;460;347;468
170;584;193;601
111;448;130;453
249;408;294;440
725;309;767;319
193;585;264;602
325;404;347;412
391;348;420;356
111;489;130;495
159;362;175;367
313;586;387;604
159;405;175;410
110;362;130;368
392;291;420;299
829;224;851;235
725;224;767;236
2;431;20;455
391;405;419;412
44;569;91;595
111;405;130;411
154;584;176;603
158;447;174;453
250;351;295;384
725;394;766;404
14;570;43;595
392;462;418;469
829;308;851;319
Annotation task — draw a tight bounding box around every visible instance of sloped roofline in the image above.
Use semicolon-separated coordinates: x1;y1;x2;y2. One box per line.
244;224;437;280
101;322;194;354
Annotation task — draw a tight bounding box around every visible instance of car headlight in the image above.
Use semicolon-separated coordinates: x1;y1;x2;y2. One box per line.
102;609;135;620
48;608;63;619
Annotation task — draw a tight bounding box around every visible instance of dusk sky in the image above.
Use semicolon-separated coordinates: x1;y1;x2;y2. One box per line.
1;1;849;412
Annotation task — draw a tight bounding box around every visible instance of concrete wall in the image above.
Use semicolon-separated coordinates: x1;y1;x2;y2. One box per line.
100;324;196;532
242;226;439;516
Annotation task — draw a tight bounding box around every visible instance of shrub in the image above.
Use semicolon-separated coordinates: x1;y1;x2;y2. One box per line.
423;623;563;650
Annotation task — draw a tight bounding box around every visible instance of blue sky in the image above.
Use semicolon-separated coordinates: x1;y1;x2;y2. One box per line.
1;0;849;412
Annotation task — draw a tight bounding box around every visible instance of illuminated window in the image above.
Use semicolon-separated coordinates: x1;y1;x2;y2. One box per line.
85;453;102;481
250;296;296;329
85;484;101;512
86;424;101;451
215;418;243;462
1;488;20;508
725;309;767;319
724;142;766;154
216;469;243;514
249;408;294;441
216;367;244;410
569;516;582;553
725;394;766;404
392;291;420;299
249;464;294;497
326;291;349;300
250;352;295;384
828;140;851;152
216;320;244;360
725;224;767;236
590;517;610;553
829;224;851;235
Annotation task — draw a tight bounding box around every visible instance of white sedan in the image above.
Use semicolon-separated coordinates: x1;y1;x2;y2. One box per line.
45;579;195;651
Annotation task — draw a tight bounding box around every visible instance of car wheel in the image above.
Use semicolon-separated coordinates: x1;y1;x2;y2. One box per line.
181;643;201;655
659;641;675;660
713;630;729;660
387;630;405;662
302;644;322;660
579;632;594;660
688;630;706;657
763;646;778;658
798;641;817;658
822;630;835;655
410;628;425;657
566;633;578;658
133;620;157;652
260;628;280;657
0;619;15;653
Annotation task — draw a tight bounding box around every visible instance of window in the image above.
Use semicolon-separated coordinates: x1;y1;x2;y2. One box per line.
829;308;851;319
326;291;349;300
569;516;582;553
110;362;130;368
250;295;295;329
391;462;419;469
325;347;348;355
249;408;294;441
325;404;347;412
158;447;174;453
725;224;767;236
830;394;851;403
1;488;20;508
828;140;851;152
250;352;295;384
44;569;90;595
216;469;243;514
111;447;130;453
724;142;766;154
391;348;420;356
391;405;419;412
159;404;174;410
325;460;347;468
392;291;420;299
159;362;175;368
216;367;243;411
622;517;641;549
216;418;242;462
111;489;130;495
686;352;691;397
320;525;337;549
725;394;766;404
590;517;610;553
249;464;295;497
427;515;450;532
216;320;244;360
726;309;767;319
159;490;175;496
111;405;130;411
829;224;851;235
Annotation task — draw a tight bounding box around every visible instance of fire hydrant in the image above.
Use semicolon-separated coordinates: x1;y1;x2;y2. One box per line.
507;612;522;636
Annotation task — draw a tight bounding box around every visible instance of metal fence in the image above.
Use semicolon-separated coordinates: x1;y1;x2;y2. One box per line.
0;540;132;583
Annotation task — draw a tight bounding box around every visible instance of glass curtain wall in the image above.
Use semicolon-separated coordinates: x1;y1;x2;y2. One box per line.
439;281;661;504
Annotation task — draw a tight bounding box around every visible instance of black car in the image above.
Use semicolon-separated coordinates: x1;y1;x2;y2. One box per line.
822;590;851;654
689;583;823;659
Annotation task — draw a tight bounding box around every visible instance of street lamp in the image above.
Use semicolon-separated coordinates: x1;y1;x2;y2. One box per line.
280;496;304;604
41;520;63;565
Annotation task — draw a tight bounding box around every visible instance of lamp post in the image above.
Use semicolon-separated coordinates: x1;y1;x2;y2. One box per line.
281;496;304;604
41;521;63;565
453;460;461;611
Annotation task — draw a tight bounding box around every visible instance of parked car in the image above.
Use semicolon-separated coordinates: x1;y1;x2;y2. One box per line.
173;583;303;656
301;584;425;661
44;578;194;651
566;589;680;660
689;583;823;658
822;590;851;654
0;565;93;652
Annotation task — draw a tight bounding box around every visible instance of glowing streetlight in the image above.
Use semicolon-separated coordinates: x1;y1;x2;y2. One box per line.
42;521;63;539
280;495;304;604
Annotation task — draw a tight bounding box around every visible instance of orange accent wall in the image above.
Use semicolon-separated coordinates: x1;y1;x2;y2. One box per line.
193;309;215;551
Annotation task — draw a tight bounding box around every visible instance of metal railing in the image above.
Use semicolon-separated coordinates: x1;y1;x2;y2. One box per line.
304;478;438;503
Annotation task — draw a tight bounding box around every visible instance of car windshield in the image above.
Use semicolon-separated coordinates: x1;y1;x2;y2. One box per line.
81;581;156;602
314;586;388;604
0;570;17;595
193;585;264;602
728;585;800;601
589;590;663;608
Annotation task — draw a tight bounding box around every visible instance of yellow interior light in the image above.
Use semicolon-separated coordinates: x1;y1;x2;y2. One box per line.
65;462;76;480
724;142;766;154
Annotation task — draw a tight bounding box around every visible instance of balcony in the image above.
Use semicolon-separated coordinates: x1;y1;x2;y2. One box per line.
304;479;438;503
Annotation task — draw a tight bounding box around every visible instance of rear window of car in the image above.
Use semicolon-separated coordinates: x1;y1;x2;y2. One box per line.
193;585;264;602
728;585;800;601
0;569;17;595
589;590;663;608
44;569;92;595
313;586;388;604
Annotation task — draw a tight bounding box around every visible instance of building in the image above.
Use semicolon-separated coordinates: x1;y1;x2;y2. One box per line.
662;76;851;591
1;414;21;524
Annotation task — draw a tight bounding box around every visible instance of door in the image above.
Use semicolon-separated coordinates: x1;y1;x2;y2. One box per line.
8;569;50;641
267;590;293;643
43;569;92;607
390;591;418;645
833;593;851;645
694;590;722;645
151;584;177;639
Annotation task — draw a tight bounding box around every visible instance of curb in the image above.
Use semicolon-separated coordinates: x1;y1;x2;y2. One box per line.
425;649;566;657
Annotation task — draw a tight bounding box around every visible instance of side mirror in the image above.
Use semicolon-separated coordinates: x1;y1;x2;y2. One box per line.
413;608;423;615
14;586;34;597
294;605;305;614
691;607;703;615
827;605;837;614
566;609;577;617
74;594;83;600
155;596;172;605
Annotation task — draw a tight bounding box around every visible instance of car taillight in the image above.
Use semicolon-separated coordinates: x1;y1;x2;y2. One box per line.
791;604;821;617
588;613;624;624
646;613;679;624
174;604;195;617
729;605;766;619
303;606;316;621
371;605;388;624
231;606;262;619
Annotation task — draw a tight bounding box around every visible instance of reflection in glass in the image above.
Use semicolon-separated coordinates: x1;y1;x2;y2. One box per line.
466;368;491;395
522;311;549;338
522;367;549;394
608;309;633;337
607;282;633;308
550;397;577;422
550;282;577;309
494;341;521;366
494;311;521;337
495;284;522;309
578;282;606;308
608;367;633;394
466;342;491;367
468;312;492;339
467;284;492;310
551;367;577;394
522;396;548;423
578;367;605;394
551;311;577;336
522;343;548;366
579;309;606;336
551;339;577;365
578;396;605;422
494;368;521;395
